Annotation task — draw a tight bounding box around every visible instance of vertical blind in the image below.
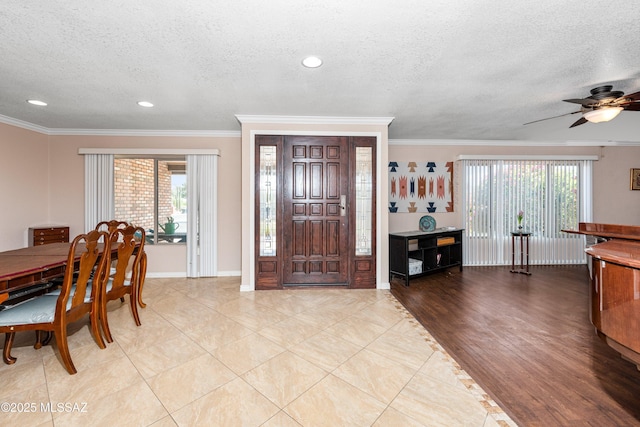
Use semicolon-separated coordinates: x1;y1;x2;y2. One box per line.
84;154;114;230
460;158;593;266
186;154;218;278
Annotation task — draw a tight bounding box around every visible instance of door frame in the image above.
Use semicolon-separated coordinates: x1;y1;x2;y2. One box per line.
240;125;391;292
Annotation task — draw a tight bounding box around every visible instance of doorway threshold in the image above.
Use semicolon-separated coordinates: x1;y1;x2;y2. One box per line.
282;283;348;288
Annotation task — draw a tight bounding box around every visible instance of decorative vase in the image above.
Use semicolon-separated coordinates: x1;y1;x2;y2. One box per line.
518;224;523;230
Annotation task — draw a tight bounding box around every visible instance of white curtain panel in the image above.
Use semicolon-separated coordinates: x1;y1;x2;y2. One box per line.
187;155;218;278
84;154;114;232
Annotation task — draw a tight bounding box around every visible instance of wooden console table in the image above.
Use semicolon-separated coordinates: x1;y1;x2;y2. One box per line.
389;229;463;286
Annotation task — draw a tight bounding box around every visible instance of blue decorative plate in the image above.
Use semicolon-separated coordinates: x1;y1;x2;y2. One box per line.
419;215;436;232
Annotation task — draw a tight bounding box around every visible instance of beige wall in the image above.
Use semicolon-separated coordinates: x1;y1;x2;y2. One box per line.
48;134;242;275
0;123;50;249
2;120;639;278
0;126;242;275
388;143;640;233
593;146;640;224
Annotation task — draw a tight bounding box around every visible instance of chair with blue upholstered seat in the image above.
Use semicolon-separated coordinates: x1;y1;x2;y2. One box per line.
99;226;146;343
0;230;110;374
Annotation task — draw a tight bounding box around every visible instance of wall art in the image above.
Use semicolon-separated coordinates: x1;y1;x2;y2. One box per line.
388;161;454;213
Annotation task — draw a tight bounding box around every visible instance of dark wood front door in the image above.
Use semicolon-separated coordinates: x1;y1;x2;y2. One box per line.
254;134;376;290
282;136;349;285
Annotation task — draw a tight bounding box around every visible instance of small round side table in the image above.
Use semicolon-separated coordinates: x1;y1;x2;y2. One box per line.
510;230;532;275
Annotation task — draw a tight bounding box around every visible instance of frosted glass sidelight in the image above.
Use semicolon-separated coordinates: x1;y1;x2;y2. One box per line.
259;146;277;256
355;147;372;256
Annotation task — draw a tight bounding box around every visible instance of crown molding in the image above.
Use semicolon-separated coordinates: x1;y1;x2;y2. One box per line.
3;112;638;145
0;114;51;134
389;138;640;146
47;128;241;137
235;115;395;126
0;114;240;137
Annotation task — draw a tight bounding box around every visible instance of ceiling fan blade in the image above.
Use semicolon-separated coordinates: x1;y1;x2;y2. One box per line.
569;117;588;128
623;102;640;111
622;90;640;101
523;110;580;125
563;98;598;106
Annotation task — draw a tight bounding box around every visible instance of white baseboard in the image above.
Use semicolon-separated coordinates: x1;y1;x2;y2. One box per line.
145;270;241;279
145;273;390;291
377;281;391;290
216;270;242;277
145;272;186;278
240;284;254;292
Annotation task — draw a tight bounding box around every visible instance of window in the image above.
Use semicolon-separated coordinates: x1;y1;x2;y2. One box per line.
83;149;218;278
258;146;277;256
114;157;187;244
461;158;593;265
355;146;373;256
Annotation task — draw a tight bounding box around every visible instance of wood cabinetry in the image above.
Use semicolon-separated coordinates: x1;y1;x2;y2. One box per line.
28;226;69;246
587;238;640;369
389;229;463;286
570;222;640;369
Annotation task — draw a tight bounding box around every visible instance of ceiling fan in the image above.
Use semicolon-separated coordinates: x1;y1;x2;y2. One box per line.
525;85;640;128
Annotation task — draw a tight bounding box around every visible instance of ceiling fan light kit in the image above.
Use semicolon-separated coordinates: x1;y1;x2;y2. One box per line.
583;106;623;123
526;84;640;128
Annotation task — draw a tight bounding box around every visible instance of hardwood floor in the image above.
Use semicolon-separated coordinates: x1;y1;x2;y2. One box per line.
391;265;640;427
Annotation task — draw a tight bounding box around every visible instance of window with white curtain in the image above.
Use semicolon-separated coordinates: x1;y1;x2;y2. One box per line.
460;157;594;266
82;149;218;278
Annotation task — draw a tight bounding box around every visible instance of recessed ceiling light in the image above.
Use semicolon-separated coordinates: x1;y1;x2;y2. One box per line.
27;99;47;106
302;56;323;68
137;101;154;107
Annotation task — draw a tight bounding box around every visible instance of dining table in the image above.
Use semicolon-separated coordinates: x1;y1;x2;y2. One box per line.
0;241;146;308
0;243;73;305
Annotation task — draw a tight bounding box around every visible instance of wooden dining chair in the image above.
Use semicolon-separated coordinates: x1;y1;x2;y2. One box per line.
99;225;146;343
95;220;129;234
95;220;131;278
0;230;110;374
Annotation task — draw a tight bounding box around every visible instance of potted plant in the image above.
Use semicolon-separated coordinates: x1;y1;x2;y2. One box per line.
517;210;524;230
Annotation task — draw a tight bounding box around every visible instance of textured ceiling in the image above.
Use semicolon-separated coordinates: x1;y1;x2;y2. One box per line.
1;1;640;141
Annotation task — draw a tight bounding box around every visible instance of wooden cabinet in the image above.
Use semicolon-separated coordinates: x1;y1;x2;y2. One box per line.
586;238;640;369
389;229;463;286
28;226;69;246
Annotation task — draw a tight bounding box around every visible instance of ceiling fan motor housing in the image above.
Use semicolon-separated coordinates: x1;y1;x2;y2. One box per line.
587;85;624;105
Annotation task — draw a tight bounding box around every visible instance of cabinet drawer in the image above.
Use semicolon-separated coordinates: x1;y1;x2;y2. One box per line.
33;235;68;245
31;228;68;237
29;226;70;246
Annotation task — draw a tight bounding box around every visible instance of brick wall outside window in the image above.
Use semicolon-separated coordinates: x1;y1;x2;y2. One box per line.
114;158;172;233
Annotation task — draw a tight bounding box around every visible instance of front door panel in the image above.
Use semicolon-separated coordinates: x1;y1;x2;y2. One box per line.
283;136;349;285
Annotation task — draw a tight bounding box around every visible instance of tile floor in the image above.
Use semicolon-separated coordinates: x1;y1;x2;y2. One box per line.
0;277;517;426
